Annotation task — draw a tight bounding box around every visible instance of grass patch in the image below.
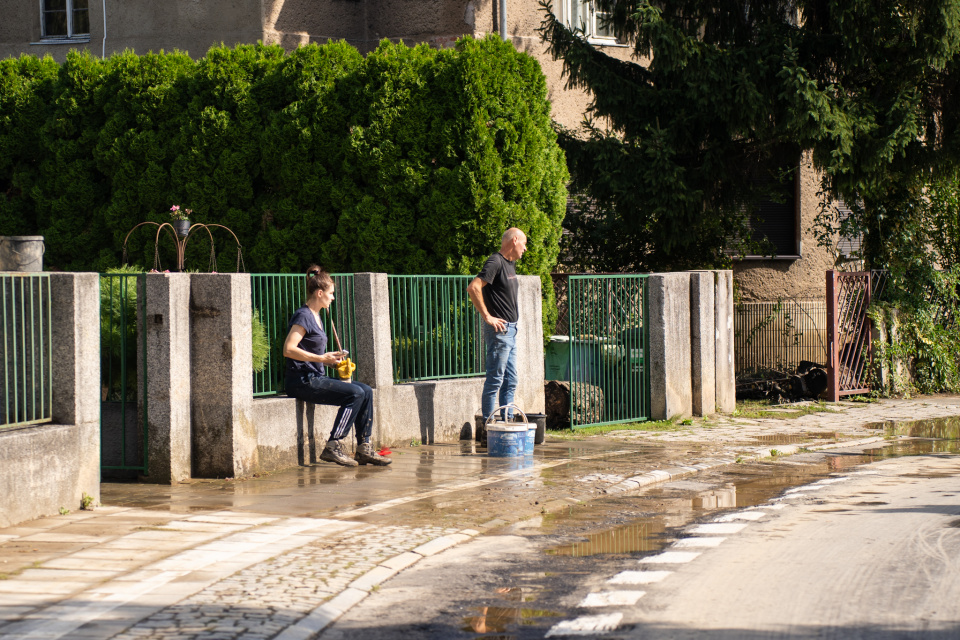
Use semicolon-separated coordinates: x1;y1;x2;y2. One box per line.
734;399;839;420
0;560;41;580
547;418;688;438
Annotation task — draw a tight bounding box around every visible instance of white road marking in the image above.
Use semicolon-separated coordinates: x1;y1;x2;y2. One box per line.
608;570;672;585
673;537;725;548
579;591;645;607
713;510;766;522
690;523;747;535
545;613;623;637
639;551;701;564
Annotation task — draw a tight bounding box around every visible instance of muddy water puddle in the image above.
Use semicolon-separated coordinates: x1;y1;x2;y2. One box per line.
536;415;960;557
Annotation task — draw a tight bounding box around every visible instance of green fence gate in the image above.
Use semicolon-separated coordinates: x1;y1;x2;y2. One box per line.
100;273;148;475
567;275;649;428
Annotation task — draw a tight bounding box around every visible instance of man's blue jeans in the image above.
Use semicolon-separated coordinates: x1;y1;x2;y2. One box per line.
482;322;519;422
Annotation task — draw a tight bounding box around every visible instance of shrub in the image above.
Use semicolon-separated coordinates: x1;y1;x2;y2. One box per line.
1;37;567;337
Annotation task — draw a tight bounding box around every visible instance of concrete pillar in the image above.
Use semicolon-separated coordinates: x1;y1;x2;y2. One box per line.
51;273;100;428
715;270;736;412
50;272;101;503
353;273;395;390
648;272;692;421
515;275;545;414
142;273;191;484
688;271;716;416
190;274;257;478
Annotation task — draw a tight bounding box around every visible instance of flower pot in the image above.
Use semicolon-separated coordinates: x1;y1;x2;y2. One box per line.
172;220;191;238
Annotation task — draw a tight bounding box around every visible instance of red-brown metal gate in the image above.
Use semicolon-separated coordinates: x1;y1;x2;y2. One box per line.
826;270;872;401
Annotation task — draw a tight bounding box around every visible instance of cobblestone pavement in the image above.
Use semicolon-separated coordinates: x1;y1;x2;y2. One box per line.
1;396;959;640
111;525;458;640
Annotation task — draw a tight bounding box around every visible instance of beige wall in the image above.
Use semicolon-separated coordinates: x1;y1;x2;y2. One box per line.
1;0;262;62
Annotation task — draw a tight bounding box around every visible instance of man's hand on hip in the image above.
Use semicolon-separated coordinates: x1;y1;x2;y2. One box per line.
485;315;507;333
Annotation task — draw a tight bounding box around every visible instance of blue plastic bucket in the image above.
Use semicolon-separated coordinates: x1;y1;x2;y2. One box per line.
525;425;536;455
487;424;527;457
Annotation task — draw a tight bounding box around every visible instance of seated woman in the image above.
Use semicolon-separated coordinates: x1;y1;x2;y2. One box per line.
282;265;391;467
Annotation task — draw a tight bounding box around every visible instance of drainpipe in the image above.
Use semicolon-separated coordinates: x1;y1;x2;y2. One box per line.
500;0;507;41
101;0;107;58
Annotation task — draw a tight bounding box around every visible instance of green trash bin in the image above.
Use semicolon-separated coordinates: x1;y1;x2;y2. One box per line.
544;335;570;381
545;335;602;383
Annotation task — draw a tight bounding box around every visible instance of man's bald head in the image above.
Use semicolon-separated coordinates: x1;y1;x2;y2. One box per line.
500;227;527;261
501;227;526;247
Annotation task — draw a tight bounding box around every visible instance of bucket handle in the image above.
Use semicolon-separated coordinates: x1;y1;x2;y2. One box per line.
485;403;528;425
0;237;45;258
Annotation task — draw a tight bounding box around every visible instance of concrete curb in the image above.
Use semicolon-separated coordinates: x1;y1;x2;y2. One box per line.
274;528;482;640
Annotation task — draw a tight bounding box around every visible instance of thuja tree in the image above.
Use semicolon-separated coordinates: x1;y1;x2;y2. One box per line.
0;36;567;331
539;1;960;273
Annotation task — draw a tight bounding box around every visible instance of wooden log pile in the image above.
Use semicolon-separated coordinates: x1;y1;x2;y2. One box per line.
736;361;829;403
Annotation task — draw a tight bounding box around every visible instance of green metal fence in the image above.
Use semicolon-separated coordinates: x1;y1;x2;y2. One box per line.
1;273;52;428
567;275;649;428
251;274;357;396
100;273;148;473
388;275;485;383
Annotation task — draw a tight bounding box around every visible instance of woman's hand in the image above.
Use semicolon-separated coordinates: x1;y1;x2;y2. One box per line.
320;351;345;366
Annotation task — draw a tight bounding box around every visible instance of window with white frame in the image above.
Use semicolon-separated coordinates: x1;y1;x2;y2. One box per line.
561;1;617;42
41;0;90;40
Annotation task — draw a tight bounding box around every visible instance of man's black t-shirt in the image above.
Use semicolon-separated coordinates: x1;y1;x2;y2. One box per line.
477;252;519;323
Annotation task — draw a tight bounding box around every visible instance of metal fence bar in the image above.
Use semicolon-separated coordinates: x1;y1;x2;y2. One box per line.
250;274;356;396
99;272;148;473
388;275;485;383
1;273;53;429
568;274;649;429
734;299;828;374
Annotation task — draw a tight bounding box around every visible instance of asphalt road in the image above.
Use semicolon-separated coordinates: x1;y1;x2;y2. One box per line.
325;448;960;639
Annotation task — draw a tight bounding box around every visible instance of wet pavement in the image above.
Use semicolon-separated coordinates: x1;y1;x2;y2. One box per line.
1;396;960;639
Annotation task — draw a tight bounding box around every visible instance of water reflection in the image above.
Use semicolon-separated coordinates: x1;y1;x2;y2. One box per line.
691;486;737;509
547;520;666;557
461;605;560;633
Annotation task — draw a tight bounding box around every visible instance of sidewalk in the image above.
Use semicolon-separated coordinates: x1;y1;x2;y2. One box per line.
1;396;959;640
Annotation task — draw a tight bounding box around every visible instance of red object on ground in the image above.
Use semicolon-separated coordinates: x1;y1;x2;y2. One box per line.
378;448;392;456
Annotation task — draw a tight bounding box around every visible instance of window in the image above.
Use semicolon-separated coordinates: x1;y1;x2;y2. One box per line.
41;0;90;40
738;164;800;259
835;199;863;262
561;1;618;42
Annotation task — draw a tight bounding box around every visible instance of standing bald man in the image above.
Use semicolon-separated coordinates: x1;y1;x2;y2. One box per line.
467;228;528;424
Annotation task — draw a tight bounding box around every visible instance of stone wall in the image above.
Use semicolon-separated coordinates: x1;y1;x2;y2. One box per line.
0;273;100;528
148;272;545;479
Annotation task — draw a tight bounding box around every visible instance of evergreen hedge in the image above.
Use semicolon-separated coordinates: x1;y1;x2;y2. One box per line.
0;36;567;333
